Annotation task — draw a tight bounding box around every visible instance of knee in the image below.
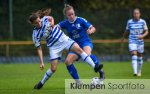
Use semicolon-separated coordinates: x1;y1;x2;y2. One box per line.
85;51;91;55
51;66;57;73
131;53;137;56
131;54;137;56
84;48;91;55
65;59;72;66
131;52;137;56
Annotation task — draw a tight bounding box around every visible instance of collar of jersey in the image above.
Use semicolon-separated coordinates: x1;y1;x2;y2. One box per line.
68;16;77;23
132;18;141;22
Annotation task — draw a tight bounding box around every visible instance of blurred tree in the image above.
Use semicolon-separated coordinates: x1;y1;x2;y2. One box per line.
0;0;150;40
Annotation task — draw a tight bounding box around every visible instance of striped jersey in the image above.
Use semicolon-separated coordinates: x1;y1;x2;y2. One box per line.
126;18;148;44
32;16;64;47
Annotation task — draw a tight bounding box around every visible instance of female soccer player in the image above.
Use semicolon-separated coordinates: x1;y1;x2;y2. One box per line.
29;8;102;89
122;8;148;76
58;4;105;81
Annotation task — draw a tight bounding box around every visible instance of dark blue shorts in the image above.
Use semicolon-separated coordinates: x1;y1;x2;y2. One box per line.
68;41;93;61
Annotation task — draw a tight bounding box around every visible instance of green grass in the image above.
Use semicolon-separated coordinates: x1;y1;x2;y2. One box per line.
0;62;150;94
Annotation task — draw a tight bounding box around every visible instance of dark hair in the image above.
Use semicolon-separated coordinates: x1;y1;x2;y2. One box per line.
28;13;38;24
63;4;74;15
37;8;51;18
28;8;51;24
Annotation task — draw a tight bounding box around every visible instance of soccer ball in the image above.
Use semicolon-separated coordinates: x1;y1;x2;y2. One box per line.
91;77;103;85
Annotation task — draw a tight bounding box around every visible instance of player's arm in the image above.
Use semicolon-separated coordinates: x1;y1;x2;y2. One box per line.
32;31;44;70
138;30;149;39
121;21;129;42
143;30;149;38
48;16;54;27
37;46;44;70
81;17;96;34
121;31;129;42
87;26;96;34
57;20;66;29
138;21;149;39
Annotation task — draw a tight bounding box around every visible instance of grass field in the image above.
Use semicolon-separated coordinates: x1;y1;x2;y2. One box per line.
0;62;150;94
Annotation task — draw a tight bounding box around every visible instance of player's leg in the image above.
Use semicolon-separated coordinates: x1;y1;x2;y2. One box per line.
70;42;103;72
137;53;143;76
83;46;105;80
83;46;92;55
129;44;138;76
90;54;105;79
137;44;144;76
34;48;61;89
65;53;81;83
131;51;138;76
41;60;58;84
40;48;61;84
34;60;59;89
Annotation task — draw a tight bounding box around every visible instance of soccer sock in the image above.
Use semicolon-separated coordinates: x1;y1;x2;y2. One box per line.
132;55;138;74
41;69;53;84
137;57;143;74
90;54;99;64
67;64;79;81
80;52;95;68
90;54;104;79
99;69;105;79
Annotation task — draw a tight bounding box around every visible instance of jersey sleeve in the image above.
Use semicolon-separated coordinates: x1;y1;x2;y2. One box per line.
81;18;92;29
143;20;148;30
58;20;66;29
32;30;41;48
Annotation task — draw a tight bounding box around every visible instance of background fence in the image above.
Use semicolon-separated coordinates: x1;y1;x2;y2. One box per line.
0;40;150;63
0;0;150;63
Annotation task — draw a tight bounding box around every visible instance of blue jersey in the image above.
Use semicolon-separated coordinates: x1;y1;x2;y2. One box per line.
32;16;64;47
58;17;92;44
126;19;148;44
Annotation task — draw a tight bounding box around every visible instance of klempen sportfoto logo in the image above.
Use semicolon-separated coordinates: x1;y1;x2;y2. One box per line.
65;79;150;94
70;82;145;91
70;82;105;91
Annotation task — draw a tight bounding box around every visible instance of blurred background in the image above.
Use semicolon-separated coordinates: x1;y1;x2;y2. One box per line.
0;0;150;63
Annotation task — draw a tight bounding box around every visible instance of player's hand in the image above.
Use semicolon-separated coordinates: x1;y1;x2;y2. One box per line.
138;35;144;40
40;63;45;70
87;29;94;34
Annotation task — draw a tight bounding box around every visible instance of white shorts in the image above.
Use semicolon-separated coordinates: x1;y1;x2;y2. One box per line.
129;44;144;53
49;35;75;61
